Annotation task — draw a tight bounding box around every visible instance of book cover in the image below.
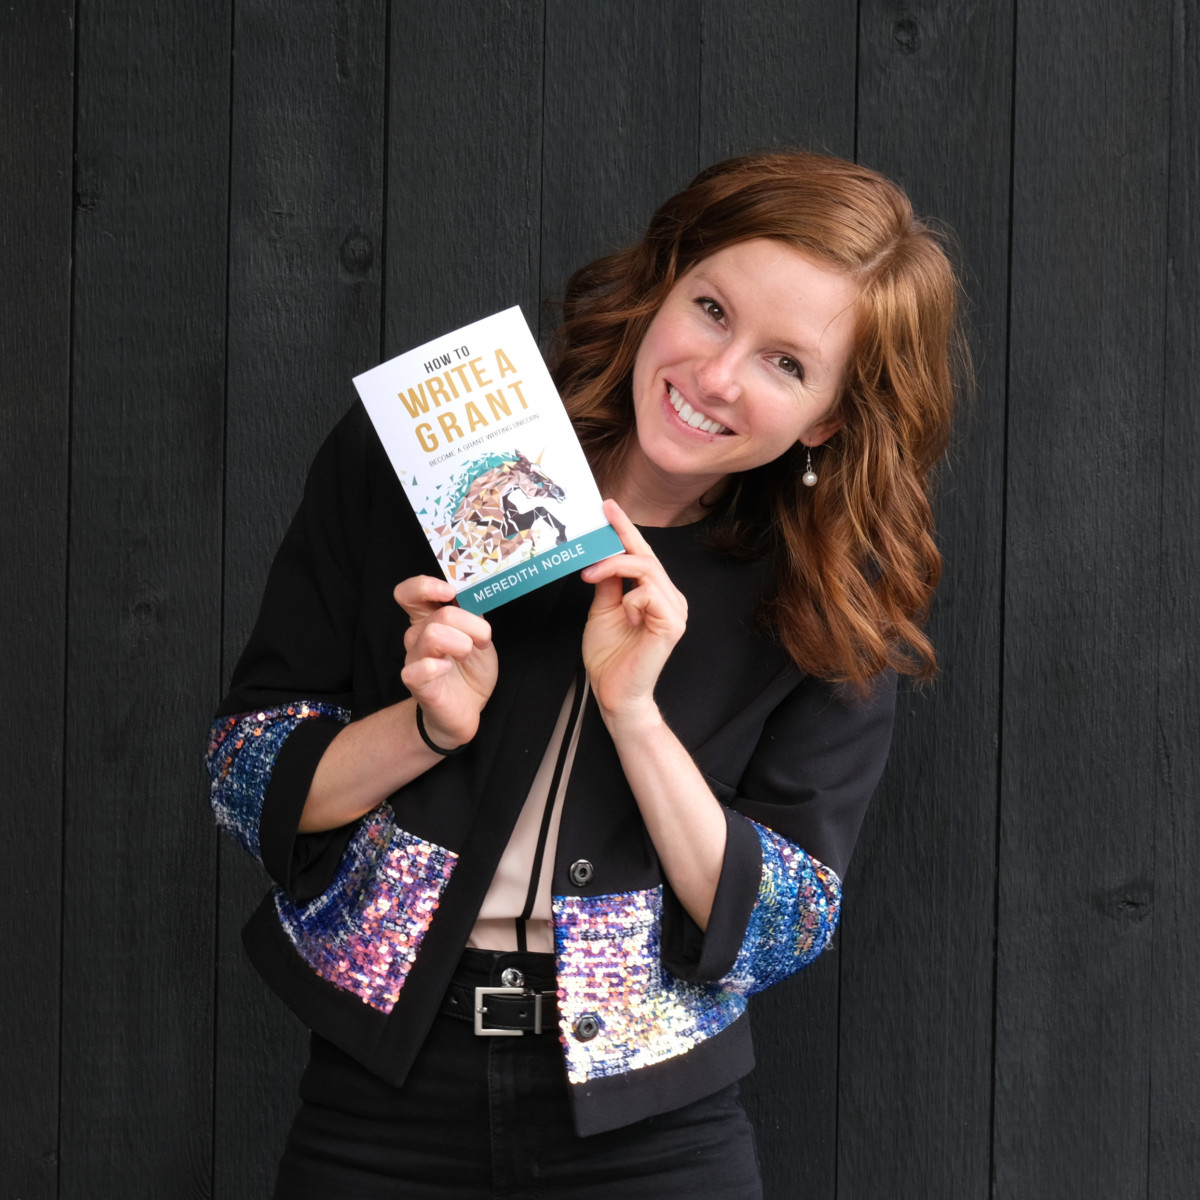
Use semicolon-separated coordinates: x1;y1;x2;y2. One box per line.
354;306;623;614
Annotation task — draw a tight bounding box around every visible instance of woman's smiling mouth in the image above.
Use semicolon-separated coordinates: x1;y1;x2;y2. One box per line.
667;384;730;435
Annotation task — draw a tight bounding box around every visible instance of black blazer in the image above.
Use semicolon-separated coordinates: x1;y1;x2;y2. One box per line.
207;401;896;1135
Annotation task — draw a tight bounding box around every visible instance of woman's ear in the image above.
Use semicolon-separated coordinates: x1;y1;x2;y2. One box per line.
804;411;845;448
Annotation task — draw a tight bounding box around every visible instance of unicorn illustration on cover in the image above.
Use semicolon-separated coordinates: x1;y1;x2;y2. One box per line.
429;450;569;583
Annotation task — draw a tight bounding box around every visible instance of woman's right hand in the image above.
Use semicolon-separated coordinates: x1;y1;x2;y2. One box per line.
300;577;494;832
394;576;498;750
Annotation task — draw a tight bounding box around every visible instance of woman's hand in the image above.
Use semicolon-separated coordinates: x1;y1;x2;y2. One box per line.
394;575;498;750
580;500;687;734
299;579;494;832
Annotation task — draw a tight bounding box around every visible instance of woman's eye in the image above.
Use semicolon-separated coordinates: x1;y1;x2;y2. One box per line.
777;355;803;380
696;297;726;322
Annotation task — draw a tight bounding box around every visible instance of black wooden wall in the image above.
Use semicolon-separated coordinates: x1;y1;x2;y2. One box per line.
3;2;1197;1197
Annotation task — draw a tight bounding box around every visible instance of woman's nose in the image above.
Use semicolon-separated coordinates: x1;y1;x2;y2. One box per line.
694;345;742;402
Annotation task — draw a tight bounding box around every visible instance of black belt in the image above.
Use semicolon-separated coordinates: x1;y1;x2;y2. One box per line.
440;979;560;1035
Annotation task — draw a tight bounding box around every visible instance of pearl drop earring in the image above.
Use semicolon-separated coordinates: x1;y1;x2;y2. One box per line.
802;446;818;488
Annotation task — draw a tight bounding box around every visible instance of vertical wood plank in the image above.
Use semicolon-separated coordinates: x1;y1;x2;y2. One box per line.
539;0;700;337
837;3;1012;1196
60;4;230;1194
699;0;857;163
385;0;545;354
996;1;1171;1193
216;2;388;1194
690;6;858;1196
0;3;75;1196
742;957;842;1199
1148;0;1200;1194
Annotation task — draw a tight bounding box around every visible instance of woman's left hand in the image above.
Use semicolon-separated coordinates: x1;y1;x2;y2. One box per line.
580;499;687;732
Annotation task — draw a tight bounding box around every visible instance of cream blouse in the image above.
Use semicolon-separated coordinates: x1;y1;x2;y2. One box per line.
466;674;588;952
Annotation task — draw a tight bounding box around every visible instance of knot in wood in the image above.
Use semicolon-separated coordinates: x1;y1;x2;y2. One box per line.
1095;878;1153;922
123;591;162;652
129;596;158;630
340;229;374;275
892;17;921;54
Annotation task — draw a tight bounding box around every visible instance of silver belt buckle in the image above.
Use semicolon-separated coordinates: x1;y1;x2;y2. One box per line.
474;985;545;1036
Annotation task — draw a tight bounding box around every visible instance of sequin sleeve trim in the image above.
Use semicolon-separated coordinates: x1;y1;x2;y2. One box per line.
206;702;349;861
723;818;842;996
274;810;457;1014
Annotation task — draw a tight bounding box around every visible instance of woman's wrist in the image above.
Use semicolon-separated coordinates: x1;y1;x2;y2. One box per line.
415;704;472;756
597;697;669;746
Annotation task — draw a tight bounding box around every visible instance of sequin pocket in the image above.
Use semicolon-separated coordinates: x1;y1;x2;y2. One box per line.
275;809;458;1014
553;888;747;1084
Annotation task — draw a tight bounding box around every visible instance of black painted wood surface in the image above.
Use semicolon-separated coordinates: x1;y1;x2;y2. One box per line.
1148;5;1200;1195
385;0;544;353
0;4;73;1197
3;3;1197;1197
539;0;701;341
57;3;230;1195
996;1;1171;1193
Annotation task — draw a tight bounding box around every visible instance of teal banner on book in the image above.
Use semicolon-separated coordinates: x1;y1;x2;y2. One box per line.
457;525;624;614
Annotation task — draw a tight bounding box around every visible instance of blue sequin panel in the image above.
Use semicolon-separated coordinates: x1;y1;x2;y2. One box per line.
275;810;457;1014
553;887;747;1085
207;703;349;860
724;818;842;997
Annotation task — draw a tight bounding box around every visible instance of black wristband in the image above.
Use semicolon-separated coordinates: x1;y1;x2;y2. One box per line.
416;704;469;756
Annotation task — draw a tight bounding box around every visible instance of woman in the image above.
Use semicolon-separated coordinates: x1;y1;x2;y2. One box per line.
208;150;960;1198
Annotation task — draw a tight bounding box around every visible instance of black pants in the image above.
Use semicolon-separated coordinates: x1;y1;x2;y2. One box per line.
272;950;762;1199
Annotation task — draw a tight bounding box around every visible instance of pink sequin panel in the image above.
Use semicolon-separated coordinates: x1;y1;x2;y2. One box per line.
275;807;457;1014
553;887;746;1085
552;820;841;1085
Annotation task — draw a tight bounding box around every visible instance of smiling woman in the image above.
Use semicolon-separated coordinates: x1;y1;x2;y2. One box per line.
556;151;963;686
208;149;965;1199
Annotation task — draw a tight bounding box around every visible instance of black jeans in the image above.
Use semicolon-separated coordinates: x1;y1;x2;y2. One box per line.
272;950;762;1199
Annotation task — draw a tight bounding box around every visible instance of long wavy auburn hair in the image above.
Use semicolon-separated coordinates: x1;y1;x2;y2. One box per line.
548;151;964;686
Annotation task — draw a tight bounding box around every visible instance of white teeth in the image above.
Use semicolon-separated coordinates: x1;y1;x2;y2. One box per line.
668;385;728;435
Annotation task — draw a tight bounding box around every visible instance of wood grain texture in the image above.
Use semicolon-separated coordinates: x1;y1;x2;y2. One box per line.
699;0;857;163
996;1;1171;1194
1148;1;1200;1194
59;5;230;1196
837;3;1012;1196
385;0;544;354
215;2;388;1194
0;4;74;1196
743;954;841;1198
539;0;700;338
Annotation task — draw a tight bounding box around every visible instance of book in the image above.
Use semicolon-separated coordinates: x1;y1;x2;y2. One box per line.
353;306;623;614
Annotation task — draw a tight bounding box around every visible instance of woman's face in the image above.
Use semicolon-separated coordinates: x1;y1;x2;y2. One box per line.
627;238;858;501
